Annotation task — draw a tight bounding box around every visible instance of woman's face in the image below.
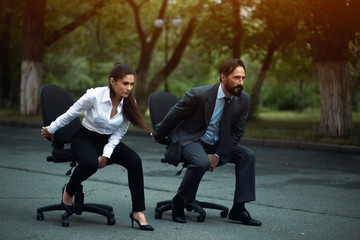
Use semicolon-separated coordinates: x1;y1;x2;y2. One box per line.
110;74;134;99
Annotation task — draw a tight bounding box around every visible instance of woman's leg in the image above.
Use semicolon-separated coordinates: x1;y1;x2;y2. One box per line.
110;142;145;212
66;136;99;197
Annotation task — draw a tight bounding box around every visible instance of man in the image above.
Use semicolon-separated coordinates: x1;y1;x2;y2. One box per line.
152;59;261;226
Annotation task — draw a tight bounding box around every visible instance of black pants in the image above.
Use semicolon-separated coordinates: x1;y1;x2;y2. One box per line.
66;126;145;212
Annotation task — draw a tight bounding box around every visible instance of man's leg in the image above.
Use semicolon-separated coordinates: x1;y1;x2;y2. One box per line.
230;144;256;203
228;144;261;226
172;141;209;223
178;141;210;202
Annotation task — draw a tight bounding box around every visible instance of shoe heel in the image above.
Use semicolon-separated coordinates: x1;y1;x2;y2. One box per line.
129;213;134;228
129;212;154;231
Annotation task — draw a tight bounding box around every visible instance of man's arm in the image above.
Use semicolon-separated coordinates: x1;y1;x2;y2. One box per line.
230;93;250;148
152;88;199;141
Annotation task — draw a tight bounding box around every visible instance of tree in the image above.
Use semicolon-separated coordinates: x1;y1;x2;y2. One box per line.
302;0;360;138
246;0;299;119
0;0;23;108
19;0;107;115
20;0;46;115
126;0;205;112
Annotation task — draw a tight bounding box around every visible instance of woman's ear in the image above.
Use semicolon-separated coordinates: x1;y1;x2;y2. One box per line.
109;77;115;86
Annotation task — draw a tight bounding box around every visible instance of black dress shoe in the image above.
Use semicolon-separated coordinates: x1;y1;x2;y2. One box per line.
228;208;262;226
172;194;186;223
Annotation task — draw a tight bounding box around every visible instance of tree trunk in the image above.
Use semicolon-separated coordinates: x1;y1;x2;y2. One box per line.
318;60;353;138
0;1;13;108
231;0;242;58
127;0;166;104
248;42;277;119
248;22;296;119
299;79;304;113
20;0;46;115
128;0;203;113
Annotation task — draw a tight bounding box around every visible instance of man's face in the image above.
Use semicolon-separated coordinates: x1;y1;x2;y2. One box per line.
221;66;245;97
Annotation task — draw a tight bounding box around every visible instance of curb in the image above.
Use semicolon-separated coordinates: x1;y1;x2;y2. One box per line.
239;138;360;153
1;119;360;154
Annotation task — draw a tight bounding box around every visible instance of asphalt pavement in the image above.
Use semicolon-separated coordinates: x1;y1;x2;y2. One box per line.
0;125;359;240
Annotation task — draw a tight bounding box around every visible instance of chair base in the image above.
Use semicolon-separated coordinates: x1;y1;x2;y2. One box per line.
36;184;115;227
154;199;228;222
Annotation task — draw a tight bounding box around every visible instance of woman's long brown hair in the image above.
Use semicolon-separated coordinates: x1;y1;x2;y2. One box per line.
109;62;150;132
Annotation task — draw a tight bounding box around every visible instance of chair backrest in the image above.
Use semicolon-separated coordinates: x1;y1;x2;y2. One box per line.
40;84;81;145
148;92;179;128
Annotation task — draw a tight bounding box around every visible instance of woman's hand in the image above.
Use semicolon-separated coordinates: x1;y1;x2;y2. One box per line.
41;126;54;142
98;156;108;168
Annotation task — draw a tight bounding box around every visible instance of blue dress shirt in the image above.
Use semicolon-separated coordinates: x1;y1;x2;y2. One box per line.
200;84;231;145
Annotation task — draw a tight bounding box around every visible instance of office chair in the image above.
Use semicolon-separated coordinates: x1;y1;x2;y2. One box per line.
36;84;116;227
148;92;229;222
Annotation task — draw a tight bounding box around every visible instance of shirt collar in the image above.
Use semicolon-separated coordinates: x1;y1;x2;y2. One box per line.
103;87;124;109
102;87;112;103
218;83;233;101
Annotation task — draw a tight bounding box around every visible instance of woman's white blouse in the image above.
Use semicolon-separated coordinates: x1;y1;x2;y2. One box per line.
47;86;130;158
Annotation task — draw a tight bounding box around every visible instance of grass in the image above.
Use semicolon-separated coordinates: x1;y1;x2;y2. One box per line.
246;108;360;146
0;108;42;121
1;108;359;146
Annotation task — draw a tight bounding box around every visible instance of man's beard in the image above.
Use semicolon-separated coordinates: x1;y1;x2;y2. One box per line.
225;83;243;97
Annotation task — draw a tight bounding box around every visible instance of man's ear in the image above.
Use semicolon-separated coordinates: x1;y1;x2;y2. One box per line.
220;73;226;82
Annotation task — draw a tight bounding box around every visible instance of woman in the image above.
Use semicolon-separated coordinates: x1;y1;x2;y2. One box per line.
41;62;154;231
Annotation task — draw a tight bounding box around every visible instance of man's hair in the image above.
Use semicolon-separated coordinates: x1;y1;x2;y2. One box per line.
219;59;246;82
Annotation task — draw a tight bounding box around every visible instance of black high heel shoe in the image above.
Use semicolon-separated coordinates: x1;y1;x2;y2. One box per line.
129;212;154;231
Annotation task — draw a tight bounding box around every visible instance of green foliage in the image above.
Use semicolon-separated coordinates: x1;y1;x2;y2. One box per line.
246;109;360;146
261;78;319;110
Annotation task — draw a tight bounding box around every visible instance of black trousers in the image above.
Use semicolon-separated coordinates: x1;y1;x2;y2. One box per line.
66;126;145;212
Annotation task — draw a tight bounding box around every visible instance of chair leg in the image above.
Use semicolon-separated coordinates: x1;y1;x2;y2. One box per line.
154;199;229;222
36;184;116;227
197;201;229;218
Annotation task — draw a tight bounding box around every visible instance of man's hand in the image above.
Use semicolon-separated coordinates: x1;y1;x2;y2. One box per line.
98;156;108;169
150;132;158;143
41;126;54;142
150;132;168;144
208;154;219;172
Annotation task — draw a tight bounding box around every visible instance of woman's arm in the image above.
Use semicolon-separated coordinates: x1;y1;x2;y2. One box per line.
46;89;95;134
102;119;131;159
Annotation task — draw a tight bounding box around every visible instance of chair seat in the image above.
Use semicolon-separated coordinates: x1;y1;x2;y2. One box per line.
47;149;78;163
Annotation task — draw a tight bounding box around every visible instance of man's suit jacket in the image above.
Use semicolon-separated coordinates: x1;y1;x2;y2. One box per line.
153;83;250;166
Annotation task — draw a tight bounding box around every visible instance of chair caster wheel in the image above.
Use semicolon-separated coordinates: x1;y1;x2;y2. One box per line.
36;213;44;221
220;210;228;218
107;217;116;225
62;219;70;227
154;211;162;219
197;215;205;222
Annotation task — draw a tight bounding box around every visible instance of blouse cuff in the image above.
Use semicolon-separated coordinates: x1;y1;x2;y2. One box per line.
102;146;114;159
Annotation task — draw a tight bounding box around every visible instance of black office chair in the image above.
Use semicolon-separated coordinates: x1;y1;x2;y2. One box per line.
148;92;229;222
36;84;116;227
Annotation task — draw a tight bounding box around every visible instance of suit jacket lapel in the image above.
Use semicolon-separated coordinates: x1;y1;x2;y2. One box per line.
204;84;219;127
